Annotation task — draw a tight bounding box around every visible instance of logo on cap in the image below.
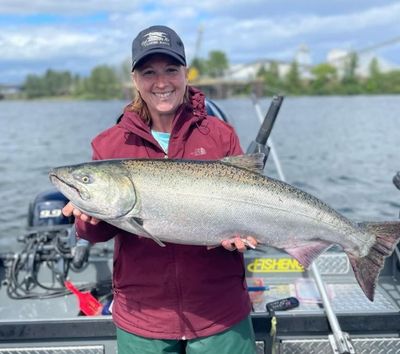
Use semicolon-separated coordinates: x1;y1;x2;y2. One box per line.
141;31;170;48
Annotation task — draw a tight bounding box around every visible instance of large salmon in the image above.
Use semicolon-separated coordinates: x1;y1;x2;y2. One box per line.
49;154;400;301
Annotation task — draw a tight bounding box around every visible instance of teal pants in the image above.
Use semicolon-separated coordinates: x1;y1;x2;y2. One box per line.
116;316;257;354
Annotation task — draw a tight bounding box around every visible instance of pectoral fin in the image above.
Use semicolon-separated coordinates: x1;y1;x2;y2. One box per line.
108;217;166;247
131;217;166;247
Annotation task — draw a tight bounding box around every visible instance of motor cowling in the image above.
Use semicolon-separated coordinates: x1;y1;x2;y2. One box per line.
28;189;74;227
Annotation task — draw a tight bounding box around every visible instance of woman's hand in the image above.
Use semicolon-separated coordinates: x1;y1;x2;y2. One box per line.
220;236;258;252
62;202;100;225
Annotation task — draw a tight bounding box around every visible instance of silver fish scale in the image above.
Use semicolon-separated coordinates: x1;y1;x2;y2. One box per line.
278;337;400;353
135;163;365;249
0;346;103;354
53;158;373;251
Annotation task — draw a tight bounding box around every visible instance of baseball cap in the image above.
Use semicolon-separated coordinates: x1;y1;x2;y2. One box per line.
131;25;186;71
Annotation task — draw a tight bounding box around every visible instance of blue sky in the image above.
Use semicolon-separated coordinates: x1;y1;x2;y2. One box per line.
1;0;399;84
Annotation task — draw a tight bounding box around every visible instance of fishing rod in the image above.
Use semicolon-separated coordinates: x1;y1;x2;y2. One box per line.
249;95;355;354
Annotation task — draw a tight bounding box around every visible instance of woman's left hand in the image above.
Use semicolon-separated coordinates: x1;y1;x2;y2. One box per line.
220;236;258;252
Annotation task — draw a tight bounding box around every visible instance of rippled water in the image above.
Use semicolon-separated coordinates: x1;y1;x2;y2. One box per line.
1;96;399;251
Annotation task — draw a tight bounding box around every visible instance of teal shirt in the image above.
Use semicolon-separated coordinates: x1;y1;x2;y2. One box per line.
151;130;170;154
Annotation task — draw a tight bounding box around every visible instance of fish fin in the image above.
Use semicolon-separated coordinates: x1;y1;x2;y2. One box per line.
221;153;265;174
348;221;400;301
283;241;332;269
115;217;166;247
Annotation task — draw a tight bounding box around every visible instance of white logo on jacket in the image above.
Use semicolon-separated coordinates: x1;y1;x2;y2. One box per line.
190;147;207;156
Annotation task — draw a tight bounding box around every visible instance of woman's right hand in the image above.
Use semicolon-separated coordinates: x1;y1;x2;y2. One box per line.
62;202;100;225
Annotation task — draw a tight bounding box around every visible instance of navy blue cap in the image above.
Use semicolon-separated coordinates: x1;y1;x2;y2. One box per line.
131;25;186;71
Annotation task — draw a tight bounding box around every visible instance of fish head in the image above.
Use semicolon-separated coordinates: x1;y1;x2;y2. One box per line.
49;161;136;220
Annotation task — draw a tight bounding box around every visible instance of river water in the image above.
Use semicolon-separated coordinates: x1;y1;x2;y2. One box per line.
1;95;399;251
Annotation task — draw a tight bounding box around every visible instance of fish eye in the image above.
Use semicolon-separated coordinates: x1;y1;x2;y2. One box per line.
81;175;90;183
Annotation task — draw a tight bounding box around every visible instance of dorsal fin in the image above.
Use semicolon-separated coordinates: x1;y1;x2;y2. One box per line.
220;153;265;174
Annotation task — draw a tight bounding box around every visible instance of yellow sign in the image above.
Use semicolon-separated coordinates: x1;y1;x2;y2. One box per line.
187;67;199;82
247;258;304;273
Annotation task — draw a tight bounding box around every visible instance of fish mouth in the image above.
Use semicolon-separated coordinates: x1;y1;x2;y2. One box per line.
49;173;84;200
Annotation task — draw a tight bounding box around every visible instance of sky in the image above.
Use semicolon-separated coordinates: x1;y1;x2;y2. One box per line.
1;0;400;85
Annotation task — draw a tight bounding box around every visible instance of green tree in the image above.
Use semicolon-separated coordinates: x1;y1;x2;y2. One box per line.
258;61;284;95
23;74;47;98
340;52;362;94
365;58;382;93
310;63;338;94
206;51;229;78
43;69;73;96
83;65;123;99
23;70;74;98
284;61;302;94
381;70;400;93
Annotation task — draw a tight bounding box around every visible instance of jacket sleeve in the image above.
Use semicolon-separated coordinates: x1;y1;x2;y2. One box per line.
74;141;120;243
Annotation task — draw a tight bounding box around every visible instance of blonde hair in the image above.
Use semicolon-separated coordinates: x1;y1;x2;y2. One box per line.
126;92;152;125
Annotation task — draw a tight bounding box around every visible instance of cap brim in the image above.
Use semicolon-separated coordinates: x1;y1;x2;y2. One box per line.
132;48;186;71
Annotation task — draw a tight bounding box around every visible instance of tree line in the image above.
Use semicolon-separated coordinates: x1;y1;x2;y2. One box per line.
18;51;400;99
23;64;127;99
256;54;400;96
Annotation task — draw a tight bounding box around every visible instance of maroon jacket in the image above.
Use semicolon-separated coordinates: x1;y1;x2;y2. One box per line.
76;87;252;340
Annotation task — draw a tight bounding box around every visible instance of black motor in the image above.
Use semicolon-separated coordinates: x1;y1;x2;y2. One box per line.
27;189;74;227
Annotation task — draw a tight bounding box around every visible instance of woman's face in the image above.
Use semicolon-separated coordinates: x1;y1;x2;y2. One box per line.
133;54;187;119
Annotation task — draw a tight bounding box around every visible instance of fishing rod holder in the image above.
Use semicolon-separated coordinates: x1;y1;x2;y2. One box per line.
247;95;284;168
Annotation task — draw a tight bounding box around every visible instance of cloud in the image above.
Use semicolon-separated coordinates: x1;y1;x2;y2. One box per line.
0;0;139;15
0;1;399;83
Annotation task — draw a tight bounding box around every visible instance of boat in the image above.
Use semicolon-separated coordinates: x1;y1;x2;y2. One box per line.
0;97;399;354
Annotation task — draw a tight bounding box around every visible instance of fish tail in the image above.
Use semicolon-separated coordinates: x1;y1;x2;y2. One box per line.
348;221;400;301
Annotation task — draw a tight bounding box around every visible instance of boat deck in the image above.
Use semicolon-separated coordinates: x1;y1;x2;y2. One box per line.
0;248;399;353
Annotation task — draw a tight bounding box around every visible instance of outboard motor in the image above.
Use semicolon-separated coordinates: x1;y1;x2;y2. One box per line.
28;189;73;227
27;189;90;269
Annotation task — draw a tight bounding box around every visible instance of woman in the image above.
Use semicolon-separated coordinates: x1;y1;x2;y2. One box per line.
63;25;257;354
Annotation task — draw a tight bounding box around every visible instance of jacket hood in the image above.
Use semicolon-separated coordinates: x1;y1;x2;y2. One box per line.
118;86;207;141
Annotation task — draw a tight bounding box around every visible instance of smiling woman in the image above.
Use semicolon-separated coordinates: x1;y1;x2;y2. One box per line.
61;25;258;354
